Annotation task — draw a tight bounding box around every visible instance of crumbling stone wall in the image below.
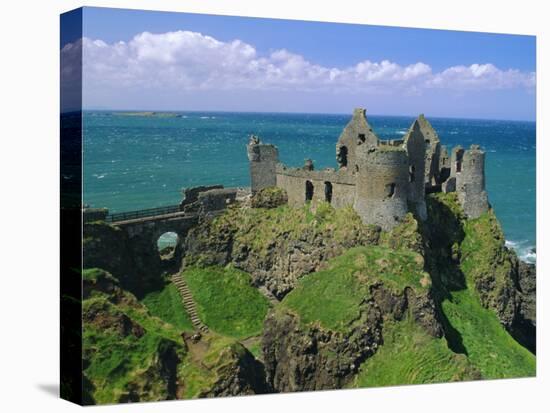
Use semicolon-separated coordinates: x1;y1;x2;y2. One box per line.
276;165;355;208
335;108;378;171
450;145;465;178
247;136;279;193
416;114;441;186
403;120;427;220
247;109;489;230
354;147;409;230
456;145;489;218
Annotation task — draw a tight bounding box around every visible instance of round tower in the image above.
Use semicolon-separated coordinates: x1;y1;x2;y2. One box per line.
354;146;409;231
456;144;489;218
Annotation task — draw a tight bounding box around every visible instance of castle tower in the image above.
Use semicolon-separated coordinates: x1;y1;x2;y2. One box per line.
247;135;279;193
455;144;489;218
416;114;441;185
403;119;427;220
354;146;409;231
450;145;465;178
335;108;379;172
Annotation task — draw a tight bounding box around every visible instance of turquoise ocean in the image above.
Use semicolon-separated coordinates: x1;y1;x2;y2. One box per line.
83;111;536;263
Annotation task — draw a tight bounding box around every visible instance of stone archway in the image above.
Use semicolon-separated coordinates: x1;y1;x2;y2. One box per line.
157;231;179;260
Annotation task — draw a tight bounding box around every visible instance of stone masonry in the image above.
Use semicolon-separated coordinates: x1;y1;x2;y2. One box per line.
247;108;490;230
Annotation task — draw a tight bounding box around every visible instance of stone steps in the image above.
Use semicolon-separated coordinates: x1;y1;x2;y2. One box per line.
171;274;209;333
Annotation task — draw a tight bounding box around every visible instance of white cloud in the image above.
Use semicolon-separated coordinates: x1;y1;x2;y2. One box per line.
62;30;535;98
427;63;536;90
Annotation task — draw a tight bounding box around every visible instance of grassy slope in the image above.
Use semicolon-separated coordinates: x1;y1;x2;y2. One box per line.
141;283;193;331
282;245;429;333
350;194;534;386
448;209;535;378
442;289;535;378
83;269;257;403
184;266;270;339
351;316;479;387
83;292;186;404
426;194;535;379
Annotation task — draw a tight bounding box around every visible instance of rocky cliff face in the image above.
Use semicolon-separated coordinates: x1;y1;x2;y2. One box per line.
82;269;269;404
81;191;535;403
262;283;442;392
425;193;536;353
83;222;167;298
184;200;380;299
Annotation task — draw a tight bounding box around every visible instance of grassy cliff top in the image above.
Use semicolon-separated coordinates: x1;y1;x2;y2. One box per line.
281;245;429;333
183;266;270;339
209;201;379;257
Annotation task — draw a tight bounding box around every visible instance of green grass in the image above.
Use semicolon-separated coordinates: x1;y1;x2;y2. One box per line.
351;316;480;387
441;288;535;379
192;202;379;263
82;268;105;282
183;266;270;339
178;334;245;399
84;290;255;403
431;209;536;379
83;294;186;404
460;210;514;305
282;246;429;332
141;284;193;331
245;339;262;360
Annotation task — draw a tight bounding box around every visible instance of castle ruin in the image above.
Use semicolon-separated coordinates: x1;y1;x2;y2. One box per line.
247;108;489;230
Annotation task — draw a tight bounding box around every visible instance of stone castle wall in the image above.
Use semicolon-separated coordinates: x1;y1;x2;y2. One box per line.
247;109;489;230
403;120;427;220
456;145;489;218
335;108;378;171
354;147;409;231
247;140;279;193
275;165;356;208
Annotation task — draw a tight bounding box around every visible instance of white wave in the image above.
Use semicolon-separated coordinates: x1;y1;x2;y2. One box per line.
505;239;536;264
521;251;537;264
396;130;407;135
200;116;210;119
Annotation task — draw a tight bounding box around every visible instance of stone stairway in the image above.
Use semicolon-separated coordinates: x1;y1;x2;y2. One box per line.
171;273;209;333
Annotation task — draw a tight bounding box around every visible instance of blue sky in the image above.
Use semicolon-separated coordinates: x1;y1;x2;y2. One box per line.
62;6;536;120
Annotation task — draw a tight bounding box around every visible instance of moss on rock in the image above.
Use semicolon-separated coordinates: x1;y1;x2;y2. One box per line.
184;202;380;298
250;186;288;209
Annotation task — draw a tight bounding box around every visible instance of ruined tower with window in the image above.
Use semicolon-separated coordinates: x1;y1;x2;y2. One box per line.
247;108;489;230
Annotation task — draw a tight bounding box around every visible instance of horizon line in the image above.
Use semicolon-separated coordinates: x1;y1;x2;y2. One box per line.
80;108;536;123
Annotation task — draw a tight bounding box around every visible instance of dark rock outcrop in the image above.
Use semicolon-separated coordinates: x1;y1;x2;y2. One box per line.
202;344;270;397
83;222;166;297
262;284;442;392
184;207;380;299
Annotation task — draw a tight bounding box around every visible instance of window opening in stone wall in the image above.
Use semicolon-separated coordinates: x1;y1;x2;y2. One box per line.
409;165;415;182
324;181;333;203
337;145;348;168
385;183;396;198
305;180;314;201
